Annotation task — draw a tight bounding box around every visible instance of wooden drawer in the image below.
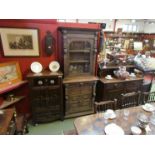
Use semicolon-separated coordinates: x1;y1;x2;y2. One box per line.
105;82;124;90
66;99;93;114
33;77;60;87
125;81;142;92
66;82;93;95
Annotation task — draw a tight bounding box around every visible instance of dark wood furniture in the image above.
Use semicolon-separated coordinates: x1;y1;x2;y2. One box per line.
96;76;143;108
74;103;155;135
142;91;155;103
63;76;98;118
0;108;16;135
59;27;99;118
94;99;117;113
27;71;64;124
121;91;141;109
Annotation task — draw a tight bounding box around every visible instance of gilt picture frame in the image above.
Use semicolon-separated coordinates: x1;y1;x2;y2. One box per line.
0;28;40;57
0;61;22;89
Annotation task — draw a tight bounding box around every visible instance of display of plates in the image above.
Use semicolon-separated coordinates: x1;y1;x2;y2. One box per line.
49;61;60;72
104;109;116;119
142;103;155;112
30;62;43;73
104;123;125;135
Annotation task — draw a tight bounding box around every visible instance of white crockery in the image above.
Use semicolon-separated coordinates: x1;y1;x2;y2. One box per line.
142;103;155;112
49;61;60;72
104;123;125;135
105;75;113;80
30;62;43;73
131;126;142;135
104;109;116;119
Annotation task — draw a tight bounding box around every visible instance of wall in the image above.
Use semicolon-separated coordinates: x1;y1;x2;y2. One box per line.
0;19;100;114
144;23;155;33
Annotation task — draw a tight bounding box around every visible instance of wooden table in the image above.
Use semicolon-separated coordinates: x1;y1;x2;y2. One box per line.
74;104;155;135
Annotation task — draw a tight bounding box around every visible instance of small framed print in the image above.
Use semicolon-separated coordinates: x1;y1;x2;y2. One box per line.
0;28;40;57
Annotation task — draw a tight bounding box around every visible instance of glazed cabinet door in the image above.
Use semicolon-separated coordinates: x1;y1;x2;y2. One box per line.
62;29;98;78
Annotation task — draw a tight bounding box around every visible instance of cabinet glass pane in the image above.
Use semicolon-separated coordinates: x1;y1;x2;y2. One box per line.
68;40;91;75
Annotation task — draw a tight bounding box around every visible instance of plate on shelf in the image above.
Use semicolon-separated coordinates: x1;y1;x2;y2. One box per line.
49;61;60;72
30;62;43;73
142;103;155;112
104;123;125;135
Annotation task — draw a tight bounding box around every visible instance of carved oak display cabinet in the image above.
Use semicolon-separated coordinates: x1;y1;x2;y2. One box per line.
59;27;99;118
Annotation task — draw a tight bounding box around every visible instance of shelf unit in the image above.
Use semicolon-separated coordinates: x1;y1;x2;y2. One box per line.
0;81;27;109
0;96;25;109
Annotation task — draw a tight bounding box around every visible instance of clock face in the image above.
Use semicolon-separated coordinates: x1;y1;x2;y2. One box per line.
0;64;18;83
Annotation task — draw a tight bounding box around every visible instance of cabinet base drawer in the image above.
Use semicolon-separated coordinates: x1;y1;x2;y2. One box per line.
65;109;94;119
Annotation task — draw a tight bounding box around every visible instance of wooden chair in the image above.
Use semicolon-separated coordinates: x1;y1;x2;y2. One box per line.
142;91;155;104
94;99;117;113
121;91;141;109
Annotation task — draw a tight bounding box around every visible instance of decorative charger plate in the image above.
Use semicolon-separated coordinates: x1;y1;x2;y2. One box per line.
104;123;125;135
49;61;60;72
142;103;155;112
30;62;43;73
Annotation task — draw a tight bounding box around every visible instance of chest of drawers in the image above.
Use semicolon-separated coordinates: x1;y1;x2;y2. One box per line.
96;77;143;108
63;76;98;118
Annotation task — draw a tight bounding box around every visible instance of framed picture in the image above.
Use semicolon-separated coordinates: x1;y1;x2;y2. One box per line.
0;61;22;89
0;28;39;56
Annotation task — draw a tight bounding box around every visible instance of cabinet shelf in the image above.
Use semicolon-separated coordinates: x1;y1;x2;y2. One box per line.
70;60;89;64
0;81;27;95
0;96;26;109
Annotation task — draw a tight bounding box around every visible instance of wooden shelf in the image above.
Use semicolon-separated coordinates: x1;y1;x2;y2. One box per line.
70;60;89;63
100;65;135;70
0;96;26;109
0;81;27;95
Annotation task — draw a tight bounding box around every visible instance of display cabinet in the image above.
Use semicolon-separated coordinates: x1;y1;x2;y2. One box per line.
27;71;63;124
59;27;98;78
59;27;99;118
